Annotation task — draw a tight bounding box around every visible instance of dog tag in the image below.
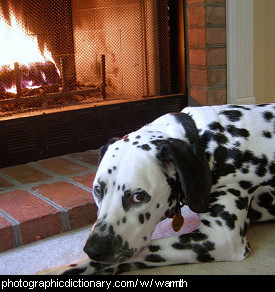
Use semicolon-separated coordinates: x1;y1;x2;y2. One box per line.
172;213;184;232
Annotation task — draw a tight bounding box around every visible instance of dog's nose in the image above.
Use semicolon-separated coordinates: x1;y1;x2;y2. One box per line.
84;234;113;262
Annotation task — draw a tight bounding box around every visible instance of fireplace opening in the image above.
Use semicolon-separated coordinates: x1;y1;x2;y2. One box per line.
0;0;186;119
0;0;186;168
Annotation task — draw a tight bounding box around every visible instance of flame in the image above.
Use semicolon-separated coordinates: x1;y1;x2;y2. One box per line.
0;5;59;93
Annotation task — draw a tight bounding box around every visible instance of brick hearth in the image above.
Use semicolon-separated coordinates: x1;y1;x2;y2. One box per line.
0;150;99;252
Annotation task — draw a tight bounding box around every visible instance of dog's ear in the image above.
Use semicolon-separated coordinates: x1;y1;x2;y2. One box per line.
156;139;212;213
98;137;120;165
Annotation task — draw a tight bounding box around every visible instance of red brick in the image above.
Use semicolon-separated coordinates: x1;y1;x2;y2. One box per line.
71;172;96;189
67;150;99;166
188;28;206;46
205;0;225;3
33;181;95;229
205;6;226;26
206;27;226;45
0;215;14;252
207;48;226;66
189;49;207;66
1;164;53;184
33;181;94;209
0;190;59;222
190;68;208;86
37;157;90;176
190;87;207;105
187;6;205;26
207;87;227;105
0;177;15;192
0;190;62;244
208;67;227;86
69;204;98;229
20;213;63;244
187;0;205;4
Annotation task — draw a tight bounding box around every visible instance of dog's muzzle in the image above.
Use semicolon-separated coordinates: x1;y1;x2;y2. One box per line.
84;223;135;264
84;233;113;262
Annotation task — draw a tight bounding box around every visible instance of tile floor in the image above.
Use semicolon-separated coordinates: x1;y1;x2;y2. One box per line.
0;150;99;252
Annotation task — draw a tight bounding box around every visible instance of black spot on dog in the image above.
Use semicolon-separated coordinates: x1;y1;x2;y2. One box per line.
132;141;139;145
228;105;251;111
256;104;270;107
239;180;252;190
263;111;274;122
215;220;222;226
62;267;87;275
220;110;243;122
197;254;215;262
208;204;237;230
122;216;127;223
235;196;249;210
220;211;237;230
269;162;275;174
108;169;112;174
145;254;166;263
209;122;225;132
139;214;144;224
200;131;228;148
149;245;161;252
201;220;211;227
135;135;141;139
121;190;132;212
179;231;208;244
145;212;151;220
247;206;262;221
211;146;236;183
263;131;272;139
226;125;250;138
139;144;151;151
241;168;249;174
172;232;215;262
258;192;275;216
227;188;241;197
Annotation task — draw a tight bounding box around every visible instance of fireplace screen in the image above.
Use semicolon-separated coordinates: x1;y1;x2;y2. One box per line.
0;0;183;118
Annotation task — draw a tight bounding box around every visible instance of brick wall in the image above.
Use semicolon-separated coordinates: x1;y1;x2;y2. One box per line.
186;0;226;105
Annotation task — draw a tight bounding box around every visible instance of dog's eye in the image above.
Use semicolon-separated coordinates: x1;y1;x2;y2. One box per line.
93;185;101;197
132;191;146;203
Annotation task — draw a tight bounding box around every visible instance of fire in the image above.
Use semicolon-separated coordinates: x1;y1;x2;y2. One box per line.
0;5;60;94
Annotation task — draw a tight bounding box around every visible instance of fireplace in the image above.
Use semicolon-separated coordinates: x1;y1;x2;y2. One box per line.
0;0;188;167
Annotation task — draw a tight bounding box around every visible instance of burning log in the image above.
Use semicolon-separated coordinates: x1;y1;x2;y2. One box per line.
0;61;60;96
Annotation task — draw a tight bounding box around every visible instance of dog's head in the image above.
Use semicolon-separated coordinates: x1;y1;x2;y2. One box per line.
84;130;212;264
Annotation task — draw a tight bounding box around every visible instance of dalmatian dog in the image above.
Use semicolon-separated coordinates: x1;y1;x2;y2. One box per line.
38;103;275;275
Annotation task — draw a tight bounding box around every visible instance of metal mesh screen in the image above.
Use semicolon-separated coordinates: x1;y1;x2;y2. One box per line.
0;0;172;118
